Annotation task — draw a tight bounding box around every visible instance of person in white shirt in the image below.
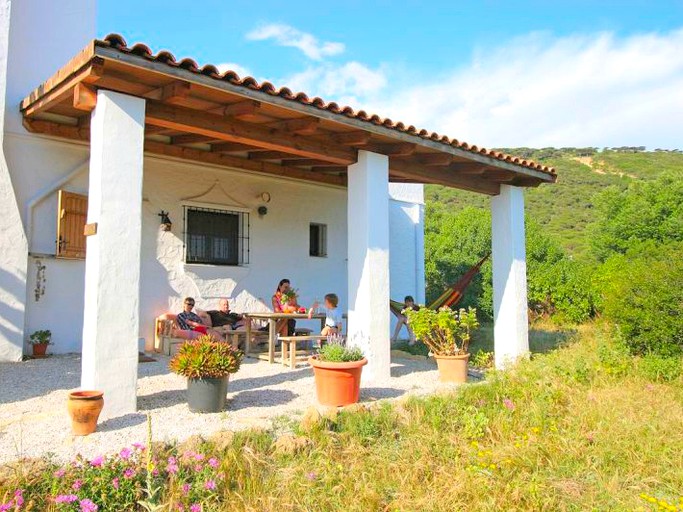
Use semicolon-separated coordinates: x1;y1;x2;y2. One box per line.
309;293;342;336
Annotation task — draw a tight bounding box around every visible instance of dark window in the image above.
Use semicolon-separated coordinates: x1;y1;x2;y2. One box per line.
184;207;249;266
309;223;327;257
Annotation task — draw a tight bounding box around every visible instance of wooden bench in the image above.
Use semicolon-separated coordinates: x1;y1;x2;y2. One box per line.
278;335;327;369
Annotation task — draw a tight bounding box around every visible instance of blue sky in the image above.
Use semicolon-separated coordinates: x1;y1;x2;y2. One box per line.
98;1;683;148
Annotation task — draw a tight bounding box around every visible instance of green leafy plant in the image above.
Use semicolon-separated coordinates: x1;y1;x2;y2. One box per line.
317;341;364;362
405;307;479;356
280;288;299;305
28;329;51;345
169;335;243;379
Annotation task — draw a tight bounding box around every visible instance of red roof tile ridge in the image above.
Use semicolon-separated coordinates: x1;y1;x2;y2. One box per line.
96;33;555;176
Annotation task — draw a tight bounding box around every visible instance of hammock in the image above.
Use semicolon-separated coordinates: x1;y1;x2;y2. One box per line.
390;253;490;316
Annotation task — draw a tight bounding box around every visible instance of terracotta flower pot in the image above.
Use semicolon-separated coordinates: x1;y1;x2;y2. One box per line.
32;343;48;357
434;353;470;383
309;357;367;407
67;390;104;436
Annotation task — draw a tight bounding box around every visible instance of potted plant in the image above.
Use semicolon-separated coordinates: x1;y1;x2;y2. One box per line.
280;288;299;313
405;306;479;383
28;329;52;357
169;335;243;413
309;338;367;407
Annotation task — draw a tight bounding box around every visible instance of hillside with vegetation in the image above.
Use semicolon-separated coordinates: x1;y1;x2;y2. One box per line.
427;148;683;258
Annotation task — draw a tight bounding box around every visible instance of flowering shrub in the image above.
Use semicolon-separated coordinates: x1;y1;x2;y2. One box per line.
405;306;479;355
2;442;226;511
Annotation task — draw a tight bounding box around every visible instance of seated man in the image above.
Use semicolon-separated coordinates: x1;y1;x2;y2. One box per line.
391;295;419;345
207;298;246;333
176;297;224;339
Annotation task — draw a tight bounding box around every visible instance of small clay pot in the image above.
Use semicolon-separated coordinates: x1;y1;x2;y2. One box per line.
32;343;48;357
67;390;104;436
434;353;470;383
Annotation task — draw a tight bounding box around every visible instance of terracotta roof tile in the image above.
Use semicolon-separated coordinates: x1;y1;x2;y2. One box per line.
96;33;555;176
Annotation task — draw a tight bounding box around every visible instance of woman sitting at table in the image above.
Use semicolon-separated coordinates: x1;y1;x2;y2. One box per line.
272;278;299;336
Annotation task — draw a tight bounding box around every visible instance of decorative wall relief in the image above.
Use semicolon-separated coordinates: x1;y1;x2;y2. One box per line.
34;259;46;301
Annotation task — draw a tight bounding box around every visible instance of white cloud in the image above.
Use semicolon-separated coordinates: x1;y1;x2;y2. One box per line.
246;23;345;61
215;62;252;78
365;29;683;149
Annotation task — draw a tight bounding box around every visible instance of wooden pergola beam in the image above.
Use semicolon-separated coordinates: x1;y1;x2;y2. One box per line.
389;157;500;195
145;102;357;165
333;130;371;146
284;158;343;167
211;142;262;153
418;153;453;166
171;133;222;145
372;142;416;156
248;151;293;161
73;83;97;112
212;99;261;118
268;117;319;135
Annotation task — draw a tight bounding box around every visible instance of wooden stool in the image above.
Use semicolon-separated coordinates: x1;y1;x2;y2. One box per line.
279;335;326;369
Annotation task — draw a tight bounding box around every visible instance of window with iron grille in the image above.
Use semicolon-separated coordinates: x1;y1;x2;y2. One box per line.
184;206;249;266
309;223;327;257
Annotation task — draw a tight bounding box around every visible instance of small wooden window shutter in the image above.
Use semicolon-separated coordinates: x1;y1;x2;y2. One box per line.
56;190;88;259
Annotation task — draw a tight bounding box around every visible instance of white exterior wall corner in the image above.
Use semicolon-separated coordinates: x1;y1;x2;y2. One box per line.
0;0;26;361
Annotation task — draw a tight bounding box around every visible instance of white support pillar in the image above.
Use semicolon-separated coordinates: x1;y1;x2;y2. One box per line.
347;150;391;382
81;90;145;419
491;184;529;368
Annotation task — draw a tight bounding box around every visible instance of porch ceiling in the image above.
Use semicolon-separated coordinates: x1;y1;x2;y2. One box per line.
20;34;557;195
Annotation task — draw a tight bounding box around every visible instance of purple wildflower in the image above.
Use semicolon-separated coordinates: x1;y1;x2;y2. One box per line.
208;457;219;469
123;468;135;479
112;477;120;490
14;490;23;507
0;504;10;512
167;457;179;475
503;398;515;411
181;483;191;495
153;468;160;476
190;504;201;512
204;479;216;490
194;464;203;472
306;471;317;481
90;455;104;467
80;498;99;512
119;447;132;460
55;494;79;503
72;479;83;490
194;453;205;461
132;442;145;451
54;468;66;478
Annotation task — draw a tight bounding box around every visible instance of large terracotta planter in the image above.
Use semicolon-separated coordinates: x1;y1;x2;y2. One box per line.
309;357;367;407
434;353;470;383
32;343;48;357
187;376;229;413
67;391;104;436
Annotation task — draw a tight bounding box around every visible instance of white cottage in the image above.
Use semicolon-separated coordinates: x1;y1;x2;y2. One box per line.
0;1;555;419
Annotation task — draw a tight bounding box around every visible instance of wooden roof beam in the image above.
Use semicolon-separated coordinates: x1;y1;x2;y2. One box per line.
248;151;293;161
144;81;192;105
333;130;371;146
389;157;500;195
171;133;222;145
212;99;261;119
73;83;97;112
372;142;416;156
211;142;262;153
268;117;319;135
418;153;453;166
311;166;347;174
145;102;356;165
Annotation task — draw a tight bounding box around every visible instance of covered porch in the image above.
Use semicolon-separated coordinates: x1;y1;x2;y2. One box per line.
20;34;556;419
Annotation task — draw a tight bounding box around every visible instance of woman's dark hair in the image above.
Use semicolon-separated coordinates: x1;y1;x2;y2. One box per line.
276;278;290;292
404;295;415;303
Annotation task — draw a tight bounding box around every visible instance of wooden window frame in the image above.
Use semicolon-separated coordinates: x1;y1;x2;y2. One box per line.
56;190;87;259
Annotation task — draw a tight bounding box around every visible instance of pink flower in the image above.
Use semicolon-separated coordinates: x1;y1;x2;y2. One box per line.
112;477;119;489
132;442;145;451
79;498;98;512
176;505;185;511
119;447;132;460
190;504;201;512
194;453;205;461
13;490;23;507
306;471;317;481
167;460;179;475
53;468;66;478
204;479;216;490
123;468;135;479
90;455;104;467
55;494;79;503
153;468;160;476
503;398;515;411
181;483;190;495
208;457;219;469
72;479;83;490
194;464;203;472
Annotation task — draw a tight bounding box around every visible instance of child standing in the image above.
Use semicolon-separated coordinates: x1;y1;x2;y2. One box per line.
309;293;343;336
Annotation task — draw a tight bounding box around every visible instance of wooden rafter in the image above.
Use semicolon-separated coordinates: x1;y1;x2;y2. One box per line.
333;130;371;146
145;102;357;165
211;142;262;153
248;151;293;161
389;157;500;195
267;117;319;135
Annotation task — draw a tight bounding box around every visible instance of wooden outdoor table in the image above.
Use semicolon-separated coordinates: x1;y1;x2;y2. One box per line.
243;312;327;364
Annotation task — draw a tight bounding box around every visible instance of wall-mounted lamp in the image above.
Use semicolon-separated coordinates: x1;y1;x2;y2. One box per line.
257;206;268;217
158;211;172;231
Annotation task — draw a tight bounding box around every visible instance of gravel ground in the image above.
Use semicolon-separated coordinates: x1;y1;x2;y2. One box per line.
0;352;454;465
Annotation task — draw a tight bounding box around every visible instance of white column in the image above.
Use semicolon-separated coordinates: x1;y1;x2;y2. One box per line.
81;90;145;419
347;150;391;382
491;184;529;368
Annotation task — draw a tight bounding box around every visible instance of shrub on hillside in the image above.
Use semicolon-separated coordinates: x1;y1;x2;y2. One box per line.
598;242;683;356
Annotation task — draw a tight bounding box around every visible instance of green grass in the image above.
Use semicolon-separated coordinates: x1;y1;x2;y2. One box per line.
3;322;682;511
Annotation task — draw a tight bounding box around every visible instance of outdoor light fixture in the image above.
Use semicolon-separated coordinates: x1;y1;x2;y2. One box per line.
257;206;268;217
158;210;172;231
